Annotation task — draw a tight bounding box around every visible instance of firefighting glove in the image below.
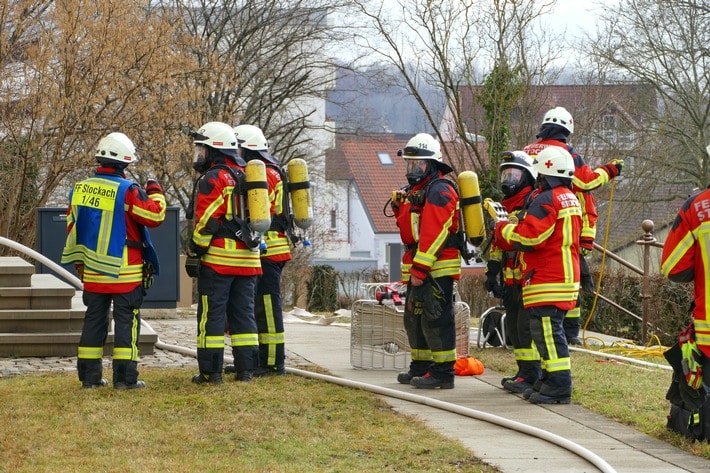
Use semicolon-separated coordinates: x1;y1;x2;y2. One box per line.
483;198;509;223
681;339;704;390
390;189;407;211
409;278;443;321
579;256;595;293
603;159;624;178
142;262;155;289
670;372;707;412
184;241;205;278
145;179;164;196
484;260;504;298
484;274;504;299
184;255;200;278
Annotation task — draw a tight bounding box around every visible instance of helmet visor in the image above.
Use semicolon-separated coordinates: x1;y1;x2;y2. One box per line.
406;158;429;176
500;167;524;197
500;167;523;185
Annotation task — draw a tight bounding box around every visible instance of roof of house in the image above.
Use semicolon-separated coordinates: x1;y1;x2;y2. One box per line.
326;133;462;233
452;83;657;147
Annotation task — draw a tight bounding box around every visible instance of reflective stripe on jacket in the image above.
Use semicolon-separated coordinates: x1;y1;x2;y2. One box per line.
393;174;461;281
61;168;166;293
192;161;262;276
661;187;710;358
496;185;582;310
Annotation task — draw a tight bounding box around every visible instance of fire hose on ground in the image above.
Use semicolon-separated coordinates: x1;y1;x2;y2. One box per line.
2;235;621;472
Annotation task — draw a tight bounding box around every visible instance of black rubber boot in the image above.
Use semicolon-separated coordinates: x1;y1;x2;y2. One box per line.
410;372;454;389
79;359;106;389
528;392;571;404
115;380;147;390
254;365;286;377
235;371;254;382
503;377;534;394
397;371;415;384
191;372;223;385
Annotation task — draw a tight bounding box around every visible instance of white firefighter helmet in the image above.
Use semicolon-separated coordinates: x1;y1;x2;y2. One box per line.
533;146;575;178
542;106;574;134
95;132;137;164
400;133;453;175
233;124;279;164
192;121;239;159
234;124;268;151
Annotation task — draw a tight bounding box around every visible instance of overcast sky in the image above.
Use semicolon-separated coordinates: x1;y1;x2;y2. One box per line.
549;0;619;37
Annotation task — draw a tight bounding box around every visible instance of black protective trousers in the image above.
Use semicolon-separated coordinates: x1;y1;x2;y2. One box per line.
78;285;143;385
403;276;456;381
254;259;286;369
503;284;532;349
196;265;258;375
527;305;572;396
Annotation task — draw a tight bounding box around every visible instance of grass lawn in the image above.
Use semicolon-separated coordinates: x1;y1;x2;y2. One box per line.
0;367;500;473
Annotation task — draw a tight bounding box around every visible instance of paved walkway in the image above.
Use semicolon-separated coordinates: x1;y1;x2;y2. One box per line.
2;310;710;473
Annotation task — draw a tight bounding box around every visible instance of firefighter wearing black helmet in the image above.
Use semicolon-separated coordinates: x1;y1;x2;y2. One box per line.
493;146;582;404
484;151;542;394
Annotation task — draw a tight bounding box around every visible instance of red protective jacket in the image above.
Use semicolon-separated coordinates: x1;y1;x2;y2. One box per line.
393;173;461;281
191;160;262;276
495;184;582;310
524;139;619;248
488;185;535;286
661;188;710;357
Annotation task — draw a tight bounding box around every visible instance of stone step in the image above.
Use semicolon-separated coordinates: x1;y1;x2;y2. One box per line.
0;274;75;310
0;256;35;287
0;308;86;333
0;323;157;357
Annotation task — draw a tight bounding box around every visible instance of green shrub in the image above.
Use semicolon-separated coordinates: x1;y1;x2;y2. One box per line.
457;268;694;345
306;265;338;312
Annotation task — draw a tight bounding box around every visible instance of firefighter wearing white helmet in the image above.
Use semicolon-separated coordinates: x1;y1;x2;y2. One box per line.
542;106;574;134
61;132;166;389
392;133;459;389
494;145;582;404
484;151;543;395
230;123;292;377
186;121;261;385
524;106;623;346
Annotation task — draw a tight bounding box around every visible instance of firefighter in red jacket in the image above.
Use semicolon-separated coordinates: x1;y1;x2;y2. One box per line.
493;146;582;404
186;121;262;384
661;169;710;385
484;151;542;393
524;106;623;345
233;124;291;377
392;133;460;389
61;132;166;389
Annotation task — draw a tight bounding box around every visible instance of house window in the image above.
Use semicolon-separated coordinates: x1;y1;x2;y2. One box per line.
601;114;616;143
330;208;337;231
377;152;393;165
602;115;616;130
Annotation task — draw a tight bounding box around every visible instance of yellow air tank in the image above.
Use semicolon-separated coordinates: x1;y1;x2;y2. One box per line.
457;171;485;246
245;159;271;233
287;158;313;229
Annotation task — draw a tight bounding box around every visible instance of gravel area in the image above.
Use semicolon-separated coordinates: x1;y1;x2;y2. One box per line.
0;314;315;378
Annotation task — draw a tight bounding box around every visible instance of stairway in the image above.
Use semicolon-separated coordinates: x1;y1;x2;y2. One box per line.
0;256;156;357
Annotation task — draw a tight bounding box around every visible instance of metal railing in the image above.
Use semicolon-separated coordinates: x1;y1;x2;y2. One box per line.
592;219;664;343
